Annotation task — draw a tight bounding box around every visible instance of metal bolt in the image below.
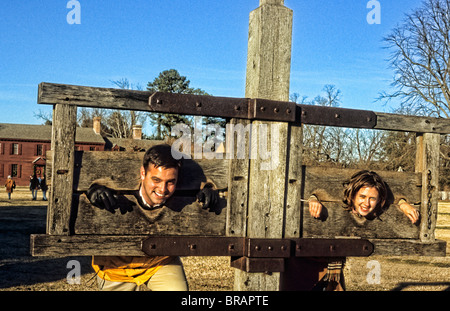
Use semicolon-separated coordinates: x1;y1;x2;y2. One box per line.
286;108;292;114
274;107;280;113
255;245;261;251
234;105;240;111
189;244;197;250
334;113;340;119
156;99;163;105
260;106;266;112
268;246;273;251
196;102;202;108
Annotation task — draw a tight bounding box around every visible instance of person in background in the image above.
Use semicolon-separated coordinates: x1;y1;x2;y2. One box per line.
29;175;40;201
4;176;16;200
40;176;48;201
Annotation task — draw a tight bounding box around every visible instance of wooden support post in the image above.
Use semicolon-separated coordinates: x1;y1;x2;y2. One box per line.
47;104;77;235
231;0;294;291
416;133;440;242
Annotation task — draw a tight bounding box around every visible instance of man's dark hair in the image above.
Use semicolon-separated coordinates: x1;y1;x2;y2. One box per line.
142;144;182;172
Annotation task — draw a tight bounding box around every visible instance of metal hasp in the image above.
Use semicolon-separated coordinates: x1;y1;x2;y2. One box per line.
142;237;374;273
149;92;295;122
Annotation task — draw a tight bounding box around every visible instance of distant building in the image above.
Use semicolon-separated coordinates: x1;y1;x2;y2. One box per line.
0;120;162;186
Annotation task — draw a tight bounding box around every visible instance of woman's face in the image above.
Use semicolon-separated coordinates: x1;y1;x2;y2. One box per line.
353;186;380;217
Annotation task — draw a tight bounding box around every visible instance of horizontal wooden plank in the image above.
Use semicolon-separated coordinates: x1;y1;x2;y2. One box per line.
302;167;422;239
38;82;152;111
30;234;446;257
30;234;148;256
375;112;450;134
73;193;227;235
38;82;450;133
47;151;229;191
369;239;447;256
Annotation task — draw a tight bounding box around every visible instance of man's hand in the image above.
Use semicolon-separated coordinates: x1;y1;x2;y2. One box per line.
86;184;118;213
196;184;220;214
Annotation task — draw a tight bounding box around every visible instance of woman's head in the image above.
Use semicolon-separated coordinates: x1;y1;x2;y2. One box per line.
343;170;388;218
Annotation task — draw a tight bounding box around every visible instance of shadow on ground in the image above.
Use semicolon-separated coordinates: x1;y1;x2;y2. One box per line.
0;206;94;290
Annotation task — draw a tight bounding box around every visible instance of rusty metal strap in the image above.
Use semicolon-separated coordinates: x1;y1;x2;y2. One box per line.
294;238;374;257
141;237;373;258
148;92;296;122
149;92;377;128
299;104;377;129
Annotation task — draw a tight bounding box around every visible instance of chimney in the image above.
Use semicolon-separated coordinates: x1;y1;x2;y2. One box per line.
93;117;101;135
132;124;142;140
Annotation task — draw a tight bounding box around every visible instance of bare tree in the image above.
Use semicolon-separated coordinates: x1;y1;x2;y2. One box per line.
381;0;450;187
381;0;450;118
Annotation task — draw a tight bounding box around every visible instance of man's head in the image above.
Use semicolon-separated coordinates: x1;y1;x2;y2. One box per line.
140;144;182;207
343;170;388;218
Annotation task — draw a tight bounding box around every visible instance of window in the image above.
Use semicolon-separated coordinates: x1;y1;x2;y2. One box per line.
12;143;19;155
11;164;18;177
37;144;43;156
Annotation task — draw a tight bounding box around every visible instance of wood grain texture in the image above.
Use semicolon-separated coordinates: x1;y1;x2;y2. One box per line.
47;104;77;235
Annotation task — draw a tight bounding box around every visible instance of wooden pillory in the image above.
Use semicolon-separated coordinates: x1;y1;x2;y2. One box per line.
31;1;448;291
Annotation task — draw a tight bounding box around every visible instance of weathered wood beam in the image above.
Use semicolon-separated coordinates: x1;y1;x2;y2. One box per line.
37;82;450;134
47;151;229;192
416;133;441;242
233;0;294;291
38;82;152;111
47;104;77;235
30;234;446;257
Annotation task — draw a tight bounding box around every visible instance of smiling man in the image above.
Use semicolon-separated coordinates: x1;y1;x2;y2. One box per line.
86;144;218;291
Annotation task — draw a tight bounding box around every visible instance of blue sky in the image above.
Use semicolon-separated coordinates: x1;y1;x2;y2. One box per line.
0;0;424;134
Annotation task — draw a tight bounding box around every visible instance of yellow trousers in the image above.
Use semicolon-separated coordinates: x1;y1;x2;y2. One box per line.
96;257;188;291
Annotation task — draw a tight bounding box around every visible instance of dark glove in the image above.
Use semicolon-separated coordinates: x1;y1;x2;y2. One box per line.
196;184;219;213
86;184;118;213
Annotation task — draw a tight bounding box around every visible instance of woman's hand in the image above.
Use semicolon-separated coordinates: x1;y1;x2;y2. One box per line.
309;199;323;219
399;201;420;224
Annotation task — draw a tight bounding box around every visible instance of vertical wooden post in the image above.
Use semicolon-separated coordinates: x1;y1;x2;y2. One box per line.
416;133;440;242
230;0;294;291
47;104;77;235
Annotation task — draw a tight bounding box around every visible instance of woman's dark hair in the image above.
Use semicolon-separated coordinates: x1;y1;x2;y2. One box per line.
142;144;182;172
343;170;388;216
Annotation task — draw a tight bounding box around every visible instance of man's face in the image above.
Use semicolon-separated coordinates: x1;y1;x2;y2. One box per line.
140;164;178;206
353;186;380;217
